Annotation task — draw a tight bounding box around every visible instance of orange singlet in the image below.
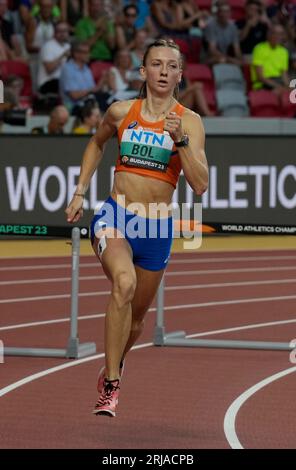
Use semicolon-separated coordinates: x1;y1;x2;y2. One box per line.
115;99;185;188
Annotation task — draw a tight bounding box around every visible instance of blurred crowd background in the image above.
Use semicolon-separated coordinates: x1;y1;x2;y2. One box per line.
1;0;296;133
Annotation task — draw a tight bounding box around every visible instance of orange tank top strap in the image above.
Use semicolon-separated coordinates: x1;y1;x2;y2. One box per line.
118;99;142;141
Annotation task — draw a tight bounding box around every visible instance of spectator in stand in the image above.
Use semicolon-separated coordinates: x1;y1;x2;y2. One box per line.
4;74;27;107
267;0;296;44
37;21;70;94
19;0;59;27
60;0;88;33
120;0;157;37
179;57;214;116
0;29;13;59
25;0;58;53
72;99;101;134
31;104;69;133
60;40;105;112
176;0;209;36
0;0;23;58
251;24;290;94
115;3;138;51
151;0;189;38
204;1;243;66
123;0;153;30
130;28;150;70
75;0;115;62
236;0;269;62
105;49;141;104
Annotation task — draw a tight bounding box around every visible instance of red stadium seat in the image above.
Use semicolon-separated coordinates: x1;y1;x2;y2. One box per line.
174;38;190;59
0;60;32;97
242;63;252;92
248;90;281;117
90;61;112;83
187;37;202;63
280;89;296;118
204;88;217;114
228;0;246;21
184;63;214;92
174;37;201;63
194;0;212;12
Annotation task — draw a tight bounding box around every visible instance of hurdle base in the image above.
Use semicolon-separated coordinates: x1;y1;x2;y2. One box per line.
160;334;293;351
154;327;186;346
4;342;96;359
66;338;96;358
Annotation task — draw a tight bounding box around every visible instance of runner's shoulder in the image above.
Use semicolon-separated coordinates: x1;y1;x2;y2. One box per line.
181;107;203;130
108;100;136;124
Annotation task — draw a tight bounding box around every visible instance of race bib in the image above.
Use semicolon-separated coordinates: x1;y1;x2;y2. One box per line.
120;129;174;172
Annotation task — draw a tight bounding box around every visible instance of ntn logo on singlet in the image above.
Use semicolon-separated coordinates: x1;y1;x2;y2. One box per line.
122;129;174;150
121;129;174;165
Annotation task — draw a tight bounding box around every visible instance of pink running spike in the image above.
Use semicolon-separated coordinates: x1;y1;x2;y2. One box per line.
93;379;120;417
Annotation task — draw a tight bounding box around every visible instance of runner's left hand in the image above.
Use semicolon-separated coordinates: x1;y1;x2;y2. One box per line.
164;112;183;143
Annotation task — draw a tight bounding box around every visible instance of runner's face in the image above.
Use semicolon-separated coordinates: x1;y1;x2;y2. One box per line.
141;47;182;95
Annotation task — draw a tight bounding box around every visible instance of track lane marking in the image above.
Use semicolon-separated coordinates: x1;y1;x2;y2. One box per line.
1;254;296;271
1;276;296;289
224;366;296;449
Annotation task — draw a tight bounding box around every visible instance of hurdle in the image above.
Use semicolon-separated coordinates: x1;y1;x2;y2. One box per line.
154;222;296;352
3;226;96;359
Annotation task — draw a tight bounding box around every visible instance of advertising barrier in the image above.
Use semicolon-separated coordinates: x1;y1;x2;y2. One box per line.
0;135;295;229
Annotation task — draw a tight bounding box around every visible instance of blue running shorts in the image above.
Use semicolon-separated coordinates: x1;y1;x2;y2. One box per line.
90;196;173;271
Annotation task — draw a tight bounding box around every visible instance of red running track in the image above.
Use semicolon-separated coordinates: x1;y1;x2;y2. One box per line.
0;250;296;449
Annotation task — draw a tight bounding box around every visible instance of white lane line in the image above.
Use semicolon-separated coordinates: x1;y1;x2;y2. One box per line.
2;275;296;289
0;275;106;286
1;320;296;446
0;290;109;304
1;295;296;332
166;266;296;276
186;318;296;339
0;342;153;399
170;255;296;264
1;316;296;336
224;366;296;449
1;277;296;303
0;313;106;331
1;254;296;271
0;262;98;272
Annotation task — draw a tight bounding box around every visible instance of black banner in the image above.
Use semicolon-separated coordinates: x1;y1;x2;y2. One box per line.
0;135;295;229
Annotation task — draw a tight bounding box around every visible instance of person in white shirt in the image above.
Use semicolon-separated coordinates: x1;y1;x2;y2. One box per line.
37;21;70;94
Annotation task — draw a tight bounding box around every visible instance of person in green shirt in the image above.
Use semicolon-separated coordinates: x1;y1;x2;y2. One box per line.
251;24;290;94
75;0;115;61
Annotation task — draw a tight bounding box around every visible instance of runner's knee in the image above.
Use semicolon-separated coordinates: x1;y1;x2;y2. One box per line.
112;271;137;306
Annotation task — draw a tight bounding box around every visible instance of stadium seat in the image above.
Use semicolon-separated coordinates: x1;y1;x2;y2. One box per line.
228;0;246;20
280;89;296;118
174;38;190;60
184;63;214;92
213;63;246;91
248;90;281;117
90;61;113;83
194;0;212;12
175;37;201;63
242;63;252;92
216;89;249;117
0;60;32;97
204;88;217;114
